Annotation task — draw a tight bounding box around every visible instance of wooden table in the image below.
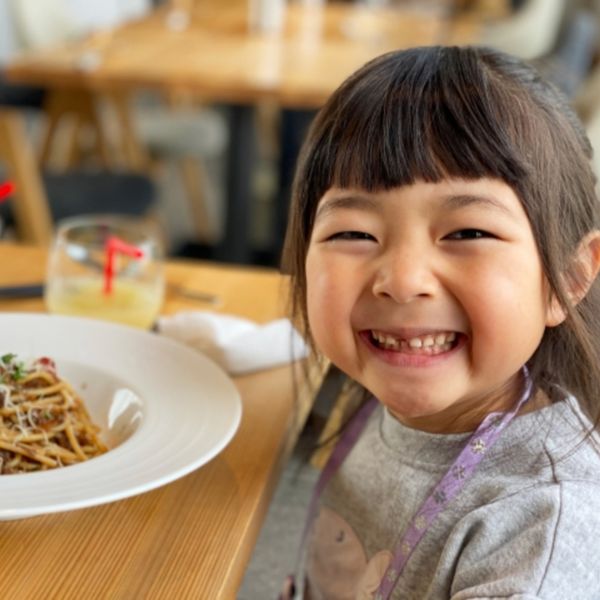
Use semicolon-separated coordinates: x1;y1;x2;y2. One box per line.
5;1;485;263
0;243;319;599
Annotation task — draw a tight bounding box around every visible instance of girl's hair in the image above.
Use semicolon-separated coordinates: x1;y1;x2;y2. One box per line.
283;45;600;427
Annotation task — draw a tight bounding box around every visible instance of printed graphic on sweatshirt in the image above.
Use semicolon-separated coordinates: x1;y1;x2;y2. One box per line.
305;506;393;600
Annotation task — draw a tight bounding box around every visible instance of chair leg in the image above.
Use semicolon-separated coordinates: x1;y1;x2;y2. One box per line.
178;157;219;243
107;90;149;171
38;107;61;167
0;110;53;244
39;88;113;169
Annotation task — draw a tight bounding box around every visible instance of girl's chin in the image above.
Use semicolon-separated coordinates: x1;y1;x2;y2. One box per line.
385;404;438;421
372;395;442;421
385;407;461;433
373;394;466;432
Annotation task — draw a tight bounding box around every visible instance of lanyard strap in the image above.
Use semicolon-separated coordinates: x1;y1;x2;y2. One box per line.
375;369;533;598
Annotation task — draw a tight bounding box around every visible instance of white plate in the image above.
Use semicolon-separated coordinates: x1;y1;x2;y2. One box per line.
0;312;242;519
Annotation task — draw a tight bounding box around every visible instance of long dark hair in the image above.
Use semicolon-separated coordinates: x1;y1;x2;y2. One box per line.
284;45;600;426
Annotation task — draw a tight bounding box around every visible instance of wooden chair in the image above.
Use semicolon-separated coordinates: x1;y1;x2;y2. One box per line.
131;92;228;243
0;108;157;244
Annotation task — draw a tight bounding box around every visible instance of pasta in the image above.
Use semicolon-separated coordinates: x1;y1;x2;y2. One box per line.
0;354;107;474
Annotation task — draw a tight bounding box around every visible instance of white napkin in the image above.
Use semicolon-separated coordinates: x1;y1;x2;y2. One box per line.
157;311;309;375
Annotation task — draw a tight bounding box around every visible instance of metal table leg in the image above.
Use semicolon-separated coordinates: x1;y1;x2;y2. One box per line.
274;108;316;267
216;104;257;264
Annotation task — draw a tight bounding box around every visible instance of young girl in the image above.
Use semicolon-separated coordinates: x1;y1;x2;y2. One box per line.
282;46;600;599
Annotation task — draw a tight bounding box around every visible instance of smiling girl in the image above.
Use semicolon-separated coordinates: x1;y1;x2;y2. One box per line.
282;46;600;599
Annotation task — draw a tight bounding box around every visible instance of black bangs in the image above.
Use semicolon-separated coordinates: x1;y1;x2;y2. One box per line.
307;46;533;198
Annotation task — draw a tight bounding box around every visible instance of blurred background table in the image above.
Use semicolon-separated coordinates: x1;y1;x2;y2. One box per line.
4;0;486;264
0;242;320;599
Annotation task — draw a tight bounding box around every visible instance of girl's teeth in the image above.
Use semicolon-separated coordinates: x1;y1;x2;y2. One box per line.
383;335;399;349
371;330;457;353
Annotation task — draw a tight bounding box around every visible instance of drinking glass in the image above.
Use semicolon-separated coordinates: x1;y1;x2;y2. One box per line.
44;215;165;329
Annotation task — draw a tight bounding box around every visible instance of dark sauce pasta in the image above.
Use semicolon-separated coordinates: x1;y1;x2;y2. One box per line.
0;354;106;474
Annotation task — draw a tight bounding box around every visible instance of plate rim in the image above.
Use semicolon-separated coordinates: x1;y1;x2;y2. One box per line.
0;312;242;519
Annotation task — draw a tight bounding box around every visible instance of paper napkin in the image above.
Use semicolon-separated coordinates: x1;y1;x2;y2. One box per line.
157;311;309;375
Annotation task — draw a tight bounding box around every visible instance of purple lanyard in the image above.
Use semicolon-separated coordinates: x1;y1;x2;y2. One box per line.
284;367;532;600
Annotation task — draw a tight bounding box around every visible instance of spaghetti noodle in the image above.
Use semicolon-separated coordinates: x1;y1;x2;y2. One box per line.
0;354;107;474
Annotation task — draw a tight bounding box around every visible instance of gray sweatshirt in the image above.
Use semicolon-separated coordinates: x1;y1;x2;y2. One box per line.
304;396;600;599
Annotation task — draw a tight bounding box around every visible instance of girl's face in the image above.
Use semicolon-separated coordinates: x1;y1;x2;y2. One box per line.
306;178;562;433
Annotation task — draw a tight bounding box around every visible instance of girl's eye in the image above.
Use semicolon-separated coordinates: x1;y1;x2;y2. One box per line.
445;229;493;241
327;231;376;242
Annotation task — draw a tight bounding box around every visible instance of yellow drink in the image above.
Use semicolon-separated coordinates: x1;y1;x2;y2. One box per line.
45;277;164;329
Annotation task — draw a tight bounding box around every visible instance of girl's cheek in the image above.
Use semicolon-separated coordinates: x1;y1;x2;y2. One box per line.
307;282;340;349
306;259;332;305
306;285;329;332
307;276;344;326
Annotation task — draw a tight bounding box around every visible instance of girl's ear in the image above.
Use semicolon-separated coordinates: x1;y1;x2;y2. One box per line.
546;230;600;327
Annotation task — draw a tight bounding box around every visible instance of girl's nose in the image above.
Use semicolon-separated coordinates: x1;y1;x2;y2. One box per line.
371;247;438;303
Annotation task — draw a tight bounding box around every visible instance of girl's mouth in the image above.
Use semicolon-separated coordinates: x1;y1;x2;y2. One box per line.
368;330;459;356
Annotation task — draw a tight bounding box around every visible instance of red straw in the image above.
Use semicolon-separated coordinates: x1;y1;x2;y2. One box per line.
0;181;15;203
103;235;145;294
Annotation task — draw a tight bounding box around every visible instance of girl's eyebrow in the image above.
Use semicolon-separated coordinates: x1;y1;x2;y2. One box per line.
442;193;515;217
314;190;518;221
315;194;380;220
